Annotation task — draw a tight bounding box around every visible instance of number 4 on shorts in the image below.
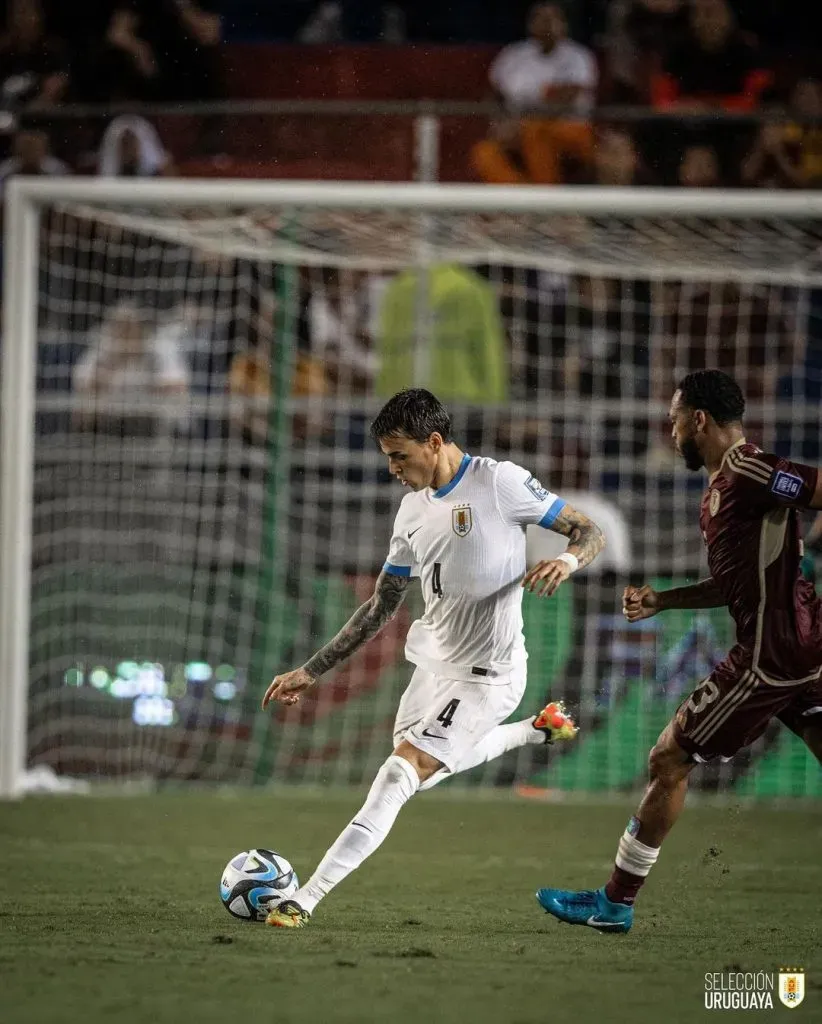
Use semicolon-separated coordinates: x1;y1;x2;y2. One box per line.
436;699;460;729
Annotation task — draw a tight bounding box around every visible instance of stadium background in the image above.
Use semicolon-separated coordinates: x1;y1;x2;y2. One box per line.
2;5;822;1024
2;0;822;799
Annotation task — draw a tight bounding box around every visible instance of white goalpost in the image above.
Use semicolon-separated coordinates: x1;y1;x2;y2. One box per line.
3;177;822;800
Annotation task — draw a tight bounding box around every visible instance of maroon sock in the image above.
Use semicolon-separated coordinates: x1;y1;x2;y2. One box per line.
605;865;646;906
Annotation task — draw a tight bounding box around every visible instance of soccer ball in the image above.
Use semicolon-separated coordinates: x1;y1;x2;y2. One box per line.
219;849;299;921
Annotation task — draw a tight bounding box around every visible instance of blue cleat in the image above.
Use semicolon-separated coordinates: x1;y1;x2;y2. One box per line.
536;885;633;934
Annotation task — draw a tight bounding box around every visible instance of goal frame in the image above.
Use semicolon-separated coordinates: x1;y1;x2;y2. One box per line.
3;176;822;799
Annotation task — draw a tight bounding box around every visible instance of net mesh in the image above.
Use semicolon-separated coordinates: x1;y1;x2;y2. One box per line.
19;196;822;796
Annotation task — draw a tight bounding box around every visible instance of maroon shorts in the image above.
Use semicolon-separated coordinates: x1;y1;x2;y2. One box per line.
673;644;822;762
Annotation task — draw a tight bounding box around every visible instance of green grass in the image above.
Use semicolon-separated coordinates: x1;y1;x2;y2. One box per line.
1;792;820;1024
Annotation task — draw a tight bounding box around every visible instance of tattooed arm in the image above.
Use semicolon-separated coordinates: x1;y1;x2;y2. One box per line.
522;504;606;598
304;571;410;678
262;570;411;708
547;504;607;570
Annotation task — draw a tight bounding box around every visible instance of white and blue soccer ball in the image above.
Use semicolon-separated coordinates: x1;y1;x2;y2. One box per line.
219;849;299;922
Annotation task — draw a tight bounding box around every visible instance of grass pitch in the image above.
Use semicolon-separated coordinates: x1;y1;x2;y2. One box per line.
1;790;820;1024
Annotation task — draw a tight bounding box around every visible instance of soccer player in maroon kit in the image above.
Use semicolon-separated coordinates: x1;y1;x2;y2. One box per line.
537;369;822;933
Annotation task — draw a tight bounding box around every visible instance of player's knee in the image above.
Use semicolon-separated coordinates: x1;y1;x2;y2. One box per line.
392;739;444;784
369;754;422;808
648;740;690;784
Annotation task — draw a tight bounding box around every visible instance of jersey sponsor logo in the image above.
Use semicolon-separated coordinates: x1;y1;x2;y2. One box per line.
524;474;551;502
771;470;803;500
407;526;422;539
421;727;446;740
452;504;473;537
709;489;721;517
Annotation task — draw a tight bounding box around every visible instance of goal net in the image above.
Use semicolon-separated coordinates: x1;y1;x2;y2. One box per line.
3;181;822;799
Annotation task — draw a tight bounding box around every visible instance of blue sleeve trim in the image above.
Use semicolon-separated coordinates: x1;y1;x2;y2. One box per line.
538;498;566;529
383;562;412;577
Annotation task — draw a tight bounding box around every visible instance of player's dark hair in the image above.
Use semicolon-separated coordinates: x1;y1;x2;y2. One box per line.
370;388;453;444
677;370;745;426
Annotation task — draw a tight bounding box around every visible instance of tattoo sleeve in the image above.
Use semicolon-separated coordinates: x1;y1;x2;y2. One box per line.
302;570;411;679
657;578;726;611
547;504;606;570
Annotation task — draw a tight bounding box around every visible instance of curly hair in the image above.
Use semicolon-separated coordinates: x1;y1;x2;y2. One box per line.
677;370;745;426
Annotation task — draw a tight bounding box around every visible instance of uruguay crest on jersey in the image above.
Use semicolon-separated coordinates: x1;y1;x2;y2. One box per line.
452;504;473;537
778;970;805;1008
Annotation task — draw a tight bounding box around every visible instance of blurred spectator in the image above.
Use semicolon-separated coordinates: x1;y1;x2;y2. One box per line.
140;0;223;102
0;128;67;187
488;3;596;112
578;126;652;185
0;0;69;112
782;78;822;187
74;301;190;434
98;115;172;177
76;5;159;102
376;264;508;403
228;332;272;445
300;267;382;396
603;0;685;103
737;79;822;188
652;0;770;112
677;143;721;187
299;2;344;42
472;3;596;185
740;121;804;190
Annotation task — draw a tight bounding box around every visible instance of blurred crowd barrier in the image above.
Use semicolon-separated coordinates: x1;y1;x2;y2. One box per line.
19;98;822;186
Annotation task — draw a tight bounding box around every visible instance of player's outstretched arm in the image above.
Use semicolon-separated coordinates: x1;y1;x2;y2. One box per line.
623;578;725;621
522;504;605;597
262;571;410;708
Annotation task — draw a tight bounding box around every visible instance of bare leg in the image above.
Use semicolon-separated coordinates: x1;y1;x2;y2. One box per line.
633;723;694;847
605;723;695;905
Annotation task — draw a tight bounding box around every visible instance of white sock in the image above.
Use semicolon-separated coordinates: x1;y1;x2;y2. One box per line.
614;829;660;877
293;754;420;914
419;717;542;792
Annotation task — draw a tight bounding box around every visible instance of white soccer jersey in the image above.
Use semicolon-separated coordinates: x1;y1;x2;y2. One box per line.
383;455;566;683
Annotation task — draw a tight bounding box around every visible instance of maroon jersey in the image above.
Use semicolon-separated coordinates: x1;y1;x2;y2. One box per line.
700;441;821;683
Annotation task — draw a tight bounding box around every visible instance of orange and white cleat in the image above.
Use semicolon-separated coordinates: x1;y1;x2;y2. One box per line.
532;701;578;744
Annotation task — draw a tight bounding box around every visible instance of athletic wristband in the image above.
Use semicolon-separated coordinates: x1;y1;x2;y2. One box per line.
556;552;579;573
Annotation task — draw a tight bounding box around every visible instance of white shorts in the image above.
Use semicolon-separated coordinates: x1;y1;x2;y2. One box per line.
392;665;527;773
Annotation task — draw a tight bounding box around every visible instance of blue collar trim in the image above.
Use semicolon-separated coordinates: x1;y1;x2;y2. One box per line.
432;453;472;499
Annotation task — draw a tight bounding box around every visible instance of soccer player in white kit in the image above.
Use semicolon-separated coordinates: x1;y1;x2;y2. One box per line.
263;389;606;928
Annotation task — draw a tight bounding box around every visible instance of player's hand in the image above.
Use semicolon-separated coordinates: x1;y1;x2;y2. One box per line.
522;559;572;598
622;584;660;621
261;667;317;709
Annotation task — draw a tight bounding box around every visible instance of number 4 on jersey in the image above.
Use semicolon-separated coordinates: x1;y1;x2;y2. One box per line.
431;562;444;599
436;698;460;729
